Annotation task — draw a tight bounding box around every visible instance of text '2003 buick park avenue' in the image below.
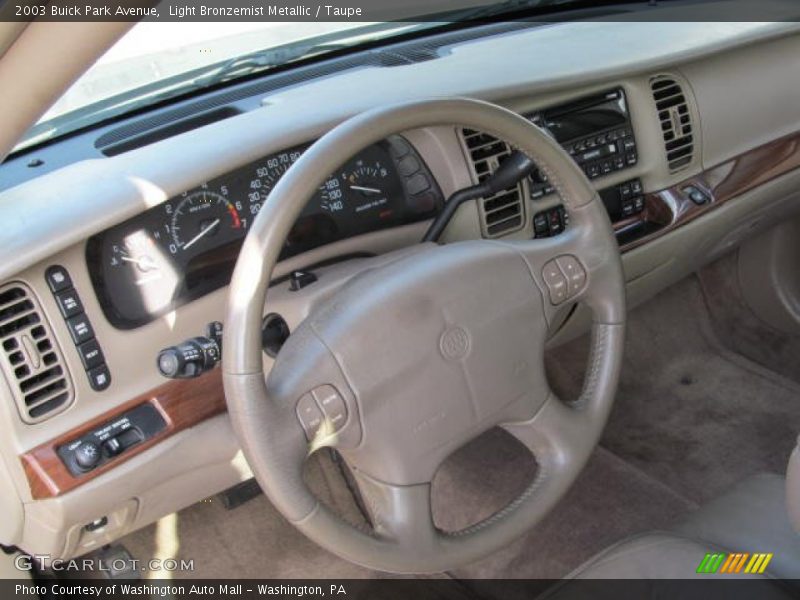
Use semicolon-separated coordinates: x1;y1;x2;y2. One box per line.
0;1;799;598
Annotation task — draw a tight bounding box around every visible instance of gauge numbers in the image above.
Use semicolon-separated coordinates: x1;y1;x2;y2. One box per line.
169;189;242;254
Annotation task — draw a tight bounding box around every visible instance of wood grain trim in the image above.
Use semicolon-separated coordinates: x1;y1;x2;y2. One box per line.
21;368;226;500
616;130;800;252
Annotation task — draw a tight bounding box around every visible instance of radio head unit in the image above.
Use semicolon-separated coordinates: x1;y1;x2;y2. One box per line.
527;88;638;197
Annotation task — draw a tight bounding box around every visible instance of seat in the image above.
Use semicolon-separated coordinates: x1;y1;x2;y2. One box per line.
538;473;800;599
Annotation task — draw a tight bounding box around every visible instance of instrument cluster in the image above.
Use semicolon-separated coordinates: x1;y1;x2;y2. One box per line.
86;136;442;329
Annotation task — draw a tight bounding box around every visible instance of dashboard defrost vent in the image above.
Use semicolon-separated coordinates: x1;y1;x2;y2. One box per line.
0;283;72;422
650;76;694;172
462;129;525;237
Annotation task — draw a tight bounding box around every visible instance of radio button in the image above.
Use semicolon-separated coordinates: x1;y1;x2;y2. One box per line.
313;385;348;432
556;255;587;297
296;394;324;440
542;261;568;305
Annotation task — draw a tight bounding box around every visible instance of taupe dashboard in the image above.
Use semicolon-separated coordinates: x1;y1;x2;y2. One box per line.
2;20;800;561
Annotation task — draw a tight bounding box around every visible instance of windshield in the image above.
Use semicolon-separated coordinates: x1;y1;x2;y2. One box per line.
15;21;429;152
15;0;615;153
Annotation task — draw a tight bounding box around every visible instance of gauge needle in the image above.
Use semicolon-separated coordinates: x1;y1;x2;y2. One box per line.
182;218;220;250
120;255;158;271
350;185;382;194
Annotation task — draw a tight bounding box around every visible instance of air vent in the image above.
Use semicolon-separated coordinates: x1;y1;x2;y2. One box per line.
651;75;695;173
462;129;526;237
0;283;72;422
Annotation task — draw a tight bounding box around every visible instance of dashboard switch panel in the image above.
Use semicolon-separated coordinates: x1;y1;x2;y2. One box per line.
533;206;568;238
44;266;111;391
57;403;166;476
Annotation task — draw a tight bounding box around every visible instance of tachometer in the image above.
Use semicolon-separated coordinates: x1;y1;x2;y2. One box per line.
332;158;393;216
169;190;242;253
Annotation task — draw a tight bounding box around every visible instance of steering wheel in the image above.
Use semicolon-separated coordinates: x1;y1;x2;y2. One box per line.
222;98;626;574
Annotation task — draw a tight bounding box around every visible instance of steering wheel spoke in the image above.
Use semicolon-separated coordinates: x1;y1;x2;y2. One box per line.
351;470;439;551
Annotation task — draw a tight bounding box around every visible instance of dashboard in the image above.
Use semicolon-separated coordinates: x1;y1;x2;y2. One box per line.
2;19;800;564
85;136;442;329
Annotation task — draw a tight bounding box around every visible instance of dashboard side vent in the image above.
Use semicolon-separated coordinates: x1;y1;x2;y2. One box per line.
650;75;695;172
0;283;72;423
462;129;525;238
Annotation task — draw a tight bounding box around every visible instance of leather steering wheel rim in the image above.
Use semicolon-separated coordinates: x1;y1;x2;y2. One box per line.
223;98;626;574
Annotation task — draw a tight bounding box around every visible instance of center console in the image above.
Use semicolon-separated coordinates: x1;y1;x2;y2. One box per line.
525;88;666;246
526;88;639;199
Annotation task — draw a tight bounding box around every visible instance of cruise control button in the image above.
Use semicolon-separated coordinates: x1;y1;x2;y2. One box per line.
45;266;72;293
77;339;104;370
87;364;111;391
313;385;348;432
296;393;324;440
556;255;587;296
55;288;83;318
542;261;568;305
66;313;94;345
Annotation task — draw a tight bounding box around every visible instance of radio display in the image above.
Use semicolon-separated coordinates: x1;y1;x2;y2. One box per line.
537;89;630;143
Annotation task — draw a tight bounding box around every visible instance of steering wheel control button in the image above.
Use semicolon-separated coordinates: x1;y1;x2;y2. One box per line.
45;265;72;293
542;261;568;304
556;255;587;296
312;385;348;432
74;441;101;471
297;394;325;440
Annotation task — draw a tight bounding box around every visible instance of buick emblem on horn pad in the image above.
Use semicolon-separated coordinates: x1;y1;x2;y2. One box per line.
439;326;471;360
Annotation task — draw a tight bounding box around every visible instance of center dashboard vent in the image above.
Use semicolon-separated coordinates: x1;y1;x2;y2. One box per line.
0;284;72;423
650;75;695;173
462;129;526;238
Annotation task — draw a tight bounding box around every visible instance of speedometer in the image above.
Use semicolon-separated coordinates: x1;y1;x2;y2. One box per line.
247;150;303;217
170;190;242;253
